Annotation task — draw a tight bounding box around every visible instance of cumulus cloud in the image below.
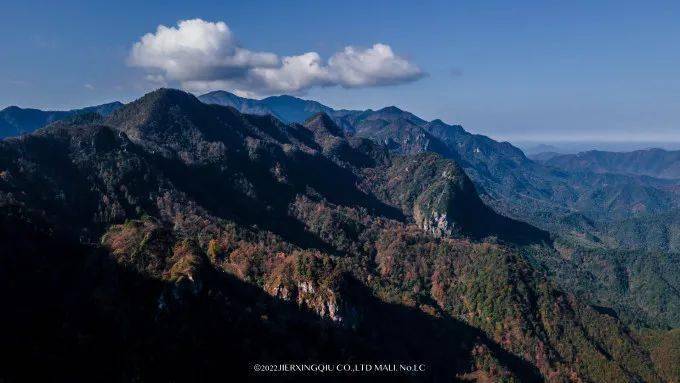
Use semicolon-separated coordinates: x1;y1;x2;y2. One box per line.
129;19;278;82
128;19;424;96
328;44;423;87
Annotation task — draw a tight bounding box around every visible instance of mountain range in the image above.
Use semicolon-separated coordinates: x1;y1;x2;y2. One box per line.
1;89;679;382
4;91;680;328
537;148;680;180
199;91;680;330
0;101;123;138
198;91;680;223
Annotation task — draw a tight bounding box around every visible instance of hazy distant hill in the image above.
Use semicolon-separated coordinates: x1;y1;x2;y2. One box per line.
198;90;336;123
528;151;563;162
0;101;123;138
521;143;564;155
542;148;680;179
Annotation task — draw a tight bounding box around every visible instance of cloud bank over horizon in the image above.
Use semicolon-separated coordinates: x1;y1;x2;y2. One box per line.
128;19;425;97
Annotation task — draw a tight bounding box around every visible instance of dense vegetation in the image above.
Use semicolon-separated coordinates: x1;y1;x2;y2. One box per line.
202;90;680;332
200;91;680;231
522;239;680;329
1;89;677;382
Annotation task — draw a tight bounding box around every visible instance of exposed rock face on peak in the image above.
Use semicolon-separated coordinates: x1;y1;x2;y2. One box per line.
365;153;548;243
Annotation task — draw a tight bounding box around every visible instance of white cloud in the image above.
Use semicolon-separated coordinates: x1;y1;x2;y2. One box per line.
145;74;167;86
128;19;424;97
249;52;333;93
129;19;277;82
84;83;95;90
328;44;424;87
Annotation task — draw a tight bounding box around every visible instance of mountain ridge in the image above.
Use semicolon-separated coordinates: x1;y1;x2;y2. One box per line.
4;88;680;331
195;89;680;331
541;148;680;180
198;91;680;224
0;101;123;138
2;88;675;381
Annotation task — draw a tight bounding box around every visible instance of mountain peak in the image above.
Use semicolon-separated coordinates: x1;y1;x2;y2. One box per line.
1;106;22;113
201;90;236;96
115;88;203;117
303;112;344;137
264;94;301;102
198;90;334;123
426;119;466;135
105;88;216;145
371;105;425;125
378;105;404;114
143;88;199;104
200;90;242;101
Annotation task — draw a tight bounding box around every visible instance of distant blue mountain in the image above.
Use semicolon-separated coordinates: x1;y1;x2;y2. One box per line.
541;148;680;179
0;101;123;138
198;91;335;124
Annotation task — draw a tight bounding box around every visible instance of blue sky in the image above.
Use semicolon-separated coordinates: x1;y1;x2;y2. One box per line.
2;0;680;142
